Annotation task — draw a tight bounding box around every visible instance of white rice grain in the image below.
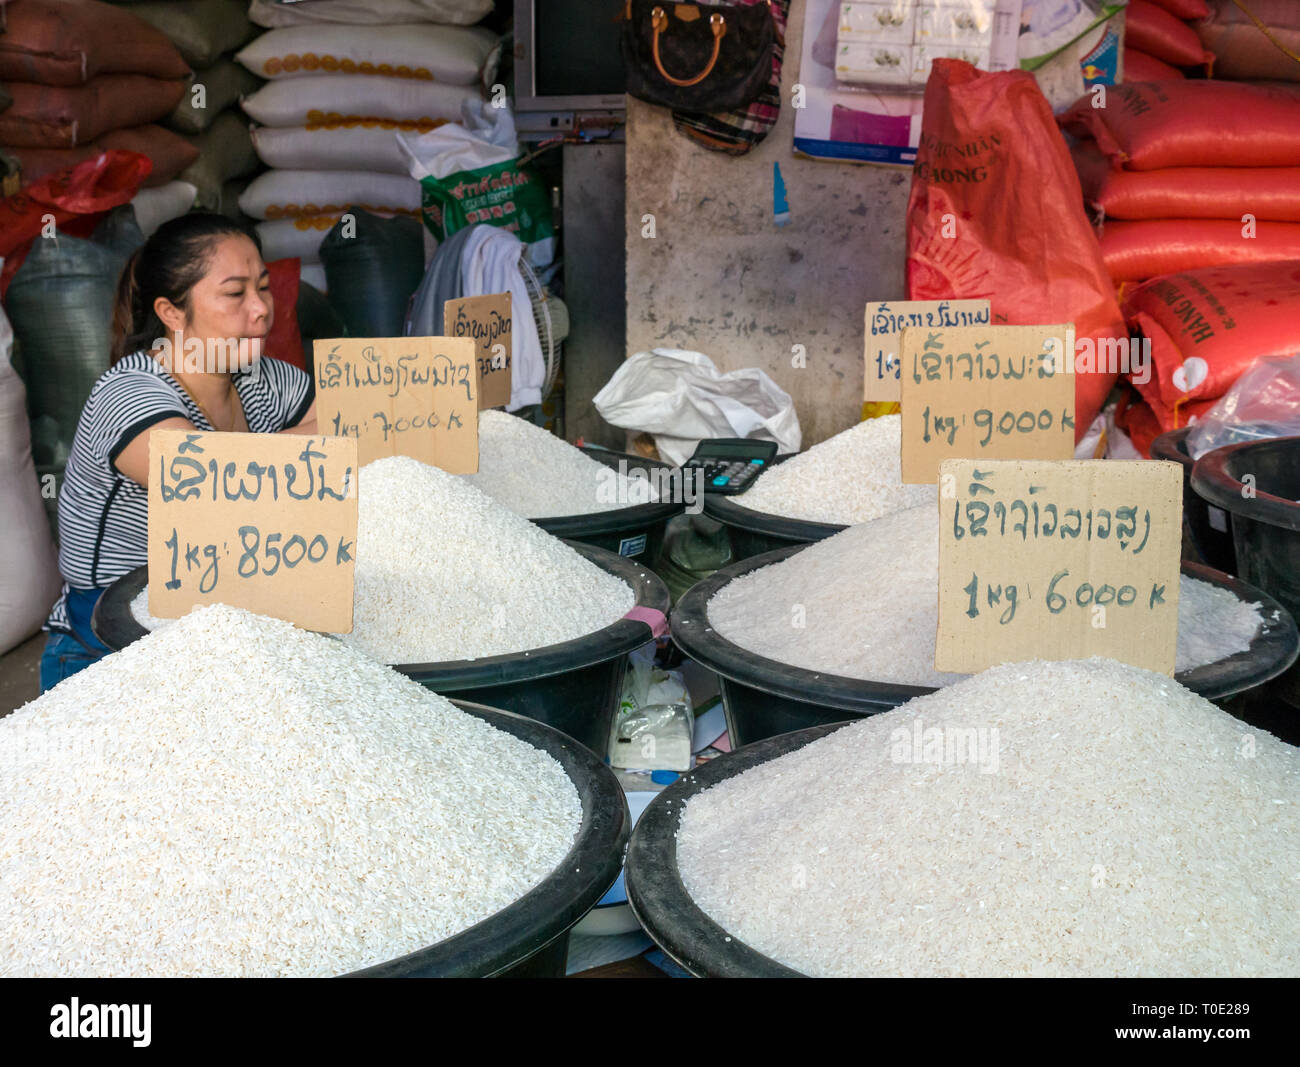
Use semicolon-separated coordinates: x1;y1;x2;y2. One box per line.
708;504;1262;684
0;603;582;978
676;658;1300;977
732;415;936;525
132;456;636;664
464;410;656;518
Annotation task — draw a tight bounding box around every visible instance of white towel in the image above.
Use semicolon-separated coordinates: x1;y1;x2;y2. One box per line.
460;226;544;411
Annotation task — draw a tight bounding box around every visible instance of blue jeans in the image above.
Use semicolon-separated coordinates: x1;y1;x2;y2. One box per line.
39;587;110;693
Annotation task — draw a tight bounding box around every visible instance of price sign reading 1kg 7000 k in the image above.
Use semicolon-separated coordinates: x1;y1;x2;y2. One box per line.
147;430;358;632
314;336;478;472
899;324;1076;484
935;458;1183;675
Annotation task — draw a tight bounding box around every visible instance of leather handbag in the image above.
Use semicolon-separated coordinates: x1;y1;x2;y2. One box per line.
622;1;775;112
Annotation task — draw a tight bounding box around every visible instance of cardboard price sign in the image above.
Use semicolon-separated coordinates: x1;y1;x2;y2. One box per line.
147;430;358;632
935;458;1183;675
863;299;990;404
445;293;512;410
899;324;1076;484
313;337;479;472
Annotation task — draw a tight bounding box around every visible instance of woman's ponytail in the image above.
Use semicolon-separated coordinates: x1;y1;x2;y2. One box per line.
111;247;145;366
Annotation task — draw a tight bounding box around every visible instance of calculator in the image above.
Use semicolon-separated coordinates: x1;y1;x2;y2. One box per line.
682;438;780;494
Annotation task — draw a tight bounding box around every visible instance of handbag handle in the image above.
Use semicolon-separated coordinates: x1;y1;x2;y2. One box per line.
650;6;726;87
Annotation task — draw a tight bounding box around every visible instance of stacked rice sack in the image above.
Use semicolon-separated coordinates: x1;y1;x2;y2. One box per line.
0;0;194;196
1061;81;1300;451
125;0;264;223
237;0;499;292
1196;0;1300;84
1121;0;1212;82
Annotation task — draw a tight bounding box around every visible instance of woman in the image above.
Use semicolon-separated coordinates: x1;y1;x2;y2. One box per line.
40;213;317;692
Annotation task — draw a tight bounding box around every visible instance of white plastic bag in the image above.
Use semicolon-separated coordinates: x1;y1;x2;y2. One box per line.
610;645;693;773
592;349;801;466
1186;355;1300;460
0;284;63;655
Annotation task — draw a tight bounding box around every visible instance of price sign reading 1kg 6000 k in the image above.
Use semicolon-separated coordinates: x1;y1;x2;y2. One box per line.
935;458;1183;675
147;430;358;632
314;336;478;472
899;324;1076;484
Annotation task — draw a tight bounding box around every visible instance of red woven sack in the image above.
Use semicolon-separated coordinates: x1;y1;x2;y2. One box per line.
906;60;1126;440
1072;139;1300;221
1126;0;1214;68
13;126;200;188
1122;48;1183;82
1099;219;1300;281
0;0;189;86
0;74;187;148
1150;0;1210;17
1123;260;1300;416
1060;82;1300;170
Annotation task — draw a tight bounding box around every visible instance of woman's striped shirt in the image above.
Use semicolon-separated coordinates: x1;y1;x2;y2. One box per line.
46;351;313;632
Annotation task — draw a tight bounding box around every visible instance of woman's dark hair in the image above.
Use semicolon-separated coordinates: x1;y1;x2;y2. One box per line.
111;213;262;365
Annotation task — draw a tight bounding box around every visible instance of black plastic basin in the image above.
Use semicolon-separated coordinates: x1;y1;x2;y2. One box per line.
92;542;671;755
534;448;685;562
1192;436;1300;705
671;545;1298;747
624;724;845;977
346;700;629;978
701;493;846;561
1151;426;1237;573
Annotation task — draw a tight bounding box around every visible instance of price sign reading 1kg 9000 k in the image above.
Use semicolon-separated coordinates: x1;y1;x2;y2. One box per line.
935;458;1183;675
147;430;358;632
314;336;478;472
899;324;1076;484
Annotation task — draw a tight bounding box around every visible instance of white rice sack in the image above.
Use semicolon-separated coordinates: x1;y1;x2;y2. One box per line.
238;169;422;220
249;0;495;29
0;603;581;977
708;504;1263;685
132;457;637;663
255;215;339;265
237;24;499;86
734;415;936;525
463;411;658;518
252;123;413;175
129;180;197;238
241;75;477;129
677;658;1300;977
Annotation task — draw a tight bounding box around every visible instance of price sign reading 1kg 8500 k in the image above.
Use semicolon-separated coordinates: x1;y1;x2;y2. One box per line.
147;430;358;632
935;458;1183;675
314;336;478;472
899;324;1076;484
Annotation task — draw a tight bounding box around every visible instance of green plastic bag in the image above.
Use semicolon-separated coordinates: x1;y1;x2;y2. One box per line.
399;102;555;266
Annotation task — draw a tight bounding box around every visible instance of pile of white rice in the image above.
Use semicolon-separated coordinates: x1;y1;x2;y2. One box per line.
463;410;657;518
133;456;636;663
0;604;582;978
707;504;1263;684
676;658;1300;977
732;415;935;525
